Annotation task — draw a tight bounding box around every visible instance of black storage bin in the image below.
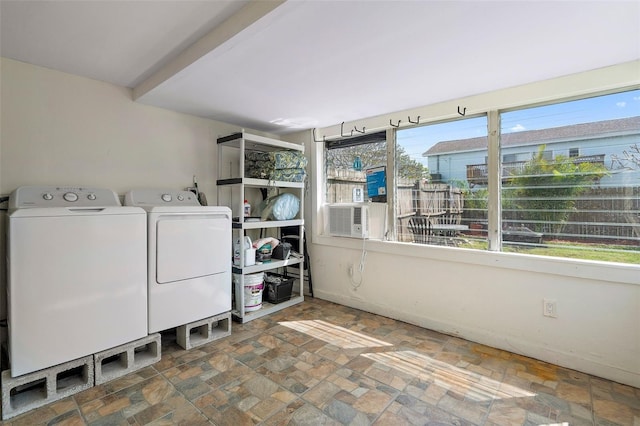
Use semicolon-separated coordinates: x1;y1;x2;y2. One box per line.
272;242;291;260
264;273;294;304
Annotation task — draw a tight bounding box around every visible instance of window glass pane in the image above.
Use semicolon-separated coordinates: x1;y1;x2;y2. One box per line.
325;134;387;204
397;116;488;247
500;89;640;264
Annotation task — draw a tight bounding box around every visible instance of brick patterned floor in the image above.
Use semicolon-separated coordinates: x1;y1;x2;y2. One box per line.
3;299;639;425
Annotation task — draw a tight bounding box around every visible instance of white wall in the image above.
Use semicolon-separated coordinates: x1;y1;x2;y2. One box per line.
0;57;246;197
299;61;640;388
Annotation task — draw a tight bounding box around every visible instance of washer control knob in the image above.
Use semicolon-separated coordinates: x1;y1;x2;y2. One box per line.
43;193;53;201
87;193;97;201
177;194;184;201
63;192;78;202
161;194;172;202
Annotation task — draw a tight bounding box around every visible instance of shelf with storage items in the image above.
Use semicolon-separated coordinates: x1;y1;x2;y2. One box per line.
217;131;306;323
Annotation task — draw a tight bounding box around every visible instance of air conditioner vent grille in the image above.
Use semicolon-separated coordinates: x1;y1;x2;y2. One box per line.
353;207;362;225
329;207;352;236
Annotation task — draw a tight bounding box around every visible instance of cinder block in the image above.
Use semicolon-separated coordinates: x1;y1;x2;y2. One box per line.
176;312;231;350
1;355;93;420
94;333;161;385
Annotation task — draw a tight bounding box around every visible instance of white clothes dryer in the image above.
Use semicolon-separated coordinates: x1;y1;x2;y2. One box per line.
124;189;231;333
7;186;147;377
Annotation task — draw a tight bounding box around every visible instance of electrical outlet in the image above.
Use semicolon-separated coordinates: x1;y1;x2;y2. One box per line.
543;299;557;318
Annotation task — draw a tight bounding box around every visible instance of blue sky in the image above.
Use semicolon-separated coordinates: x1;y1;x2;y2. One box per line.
398;89;640;166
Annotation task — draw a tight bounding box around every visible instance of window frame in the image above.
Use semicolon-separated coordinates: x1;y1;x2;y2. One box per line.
321;88;639;262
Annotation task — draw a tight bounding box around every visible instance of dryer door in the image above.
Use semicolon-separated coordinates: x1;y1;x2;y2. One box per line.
156;214;229;283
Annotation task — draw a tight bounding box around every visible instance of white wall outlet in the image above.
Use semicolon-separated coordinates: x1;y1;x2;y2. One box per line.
352;187;364;202
543;299;557;318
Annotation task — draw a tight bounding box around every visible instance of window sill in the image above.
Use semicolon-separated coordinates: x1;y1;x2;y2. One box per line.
312;235;640;286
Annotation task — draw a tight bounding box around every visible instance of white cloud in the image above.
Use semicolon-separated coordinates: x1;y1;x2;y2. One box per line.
633;96;640;101
616;101;627;108
511;124;526;132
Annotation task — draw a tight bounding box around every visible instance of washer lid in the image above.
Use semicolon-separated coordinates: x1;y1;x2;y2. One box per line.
9;206;145;218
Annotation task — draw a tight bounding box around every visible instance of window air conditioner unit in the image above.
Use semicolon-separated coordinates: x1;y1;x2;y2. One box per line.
327;204;369;238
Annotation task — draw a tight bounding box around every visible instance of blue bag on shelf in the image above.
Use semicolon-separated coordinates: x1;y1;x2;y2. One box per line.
259;193;300;221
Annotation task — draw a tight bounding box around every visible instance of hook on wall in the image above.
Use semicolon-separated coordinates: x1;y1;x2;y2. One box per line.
457;106;467;116
340;122;354;138
390;119;401;128
312;127;326;143
408;116;421;124
353;125;366;134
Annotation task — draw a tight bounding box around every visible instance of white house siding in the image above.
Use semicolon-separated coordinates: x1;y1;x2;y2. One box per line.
427;131;640;187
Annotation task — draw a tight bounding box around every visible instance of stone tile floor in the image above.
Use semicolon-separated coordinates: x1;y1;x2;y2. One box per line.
3;299;639;425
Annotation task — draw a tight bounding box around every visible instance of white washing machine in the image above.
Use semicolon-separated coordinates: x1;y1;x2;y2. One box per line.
7;186;147;377
124;189;231;333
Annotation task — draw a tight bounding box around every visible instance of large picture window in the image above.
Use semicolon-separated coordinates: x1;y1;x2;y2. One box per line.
324;88;640;265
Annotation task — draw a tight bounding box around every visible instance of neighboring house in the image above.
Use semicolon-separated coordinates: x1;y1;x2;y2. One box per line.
423;117;640;187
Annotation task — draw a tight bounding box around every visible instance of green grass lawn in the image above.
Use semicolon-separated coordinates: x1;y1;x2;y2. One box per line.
458;238;640;264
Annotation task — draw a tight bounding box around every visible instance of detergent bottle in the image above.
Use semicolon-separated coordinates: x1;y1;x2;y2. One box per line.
233;236;255;266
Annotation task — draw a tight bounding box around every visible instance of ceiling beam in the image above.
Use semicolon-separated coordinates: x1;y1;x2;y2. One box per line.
133;0;285;100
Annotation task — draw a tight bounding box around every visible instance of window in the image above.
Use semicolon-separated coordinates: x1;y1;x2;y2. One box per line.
500;90;640;263
325;132;387;204
540;150;553;161
396;116;488;246
323;88;640;265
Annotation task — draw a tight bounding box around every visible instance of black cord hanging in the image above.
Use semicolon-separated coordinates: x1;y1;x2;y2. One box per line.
408;116;421;124
353;125;366;134
457;106;467;116
389;119;401;128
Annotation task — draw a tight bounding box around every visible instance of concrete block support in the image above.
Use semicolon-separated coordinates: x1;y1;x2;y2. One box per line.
176;312;231;350
94;333;161;385
1;355;94;420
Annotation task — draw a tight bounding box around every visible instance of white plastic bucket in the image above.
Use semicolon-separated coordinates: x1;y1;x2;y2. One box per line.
235;273;264;312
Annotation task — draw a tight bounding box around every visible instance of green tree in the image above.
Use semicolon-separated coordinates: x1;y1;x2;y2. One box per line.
326;142;428;180
325;142;385;171
455;180;488;220
504;146;608;234
397;145;429;181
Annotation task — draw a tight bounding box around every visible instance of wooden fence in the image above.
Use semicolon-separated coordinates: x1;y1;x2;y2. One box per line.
327;168;638;243
327;168;463;242
325;168;366;204
503;186;640;242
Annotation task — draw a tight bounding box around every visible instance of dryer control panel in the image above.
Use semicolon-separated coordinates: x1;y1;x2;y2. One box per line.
124;189;200;206
9;186;121;209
